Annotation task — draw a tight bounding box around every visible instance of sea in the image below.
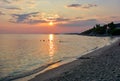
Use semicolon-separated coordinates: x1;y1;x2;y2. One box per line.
0;34;116;81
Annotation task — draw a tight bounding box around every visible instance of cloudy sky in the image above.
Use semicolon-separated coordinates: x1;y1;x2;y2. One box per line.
0;0;120;34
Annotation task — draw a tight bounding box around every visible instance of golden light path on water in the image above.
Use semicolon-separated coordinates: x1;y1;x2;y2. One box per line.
49;34;55;62
48;34;60;69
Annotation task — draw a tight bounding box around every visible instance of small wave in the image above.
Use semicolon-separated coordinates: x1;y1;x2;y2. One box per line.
0;60;62;81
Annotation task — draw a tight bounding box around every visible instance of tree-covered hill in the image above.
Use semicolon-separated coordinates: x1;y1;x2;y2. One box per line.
80;22;120;36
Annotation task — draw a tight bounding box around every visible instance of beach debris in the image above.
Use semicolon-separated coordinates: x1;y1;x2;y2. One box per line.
78;56;91;59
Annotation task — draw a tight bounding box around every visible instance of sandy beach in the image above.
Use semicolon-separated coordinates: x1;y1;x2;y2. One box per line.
28;38;120;81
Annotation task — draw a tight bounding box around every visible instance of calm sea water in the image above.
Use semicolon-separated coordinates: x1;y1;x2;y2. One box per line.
0;34;113;80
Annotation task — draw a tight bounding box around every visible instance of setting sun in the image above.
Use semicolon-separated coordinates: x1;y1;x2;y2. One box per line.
49;21;54;26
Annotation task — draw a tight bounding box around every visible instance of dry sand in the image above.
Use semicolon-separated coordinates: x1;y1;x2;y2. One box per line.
29;38;120;81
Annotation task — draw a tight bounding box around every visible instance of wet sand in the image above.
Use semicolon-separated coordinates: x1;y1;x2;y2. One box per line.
29;38;120;81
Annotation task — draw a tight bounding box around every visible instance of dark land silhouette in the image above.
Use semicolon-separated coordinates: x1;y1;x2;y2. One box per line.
80;22;120;36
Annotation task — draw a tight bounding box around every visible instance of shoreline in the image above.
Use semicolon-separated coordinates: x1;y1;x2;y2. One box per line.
28;38;120;81
12;37;119;81
11;37;118;81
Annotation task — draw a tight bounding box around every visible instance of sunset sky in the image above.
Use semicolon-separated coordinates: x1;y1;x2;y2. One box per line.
0;0;120;34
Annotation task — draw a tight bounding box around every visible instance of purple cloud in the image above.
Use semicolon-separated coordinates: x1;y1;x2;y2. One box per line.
82;4;97;9
55;18;70;22
57;19;99;27
9;12;47;24
5;7;21;10
67;4;81;8
26;19;47;24
66;4;97;9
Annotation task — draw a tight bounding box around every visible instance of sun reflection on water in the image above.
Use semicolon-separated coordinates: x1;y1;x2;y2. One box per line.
49;34;55;62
